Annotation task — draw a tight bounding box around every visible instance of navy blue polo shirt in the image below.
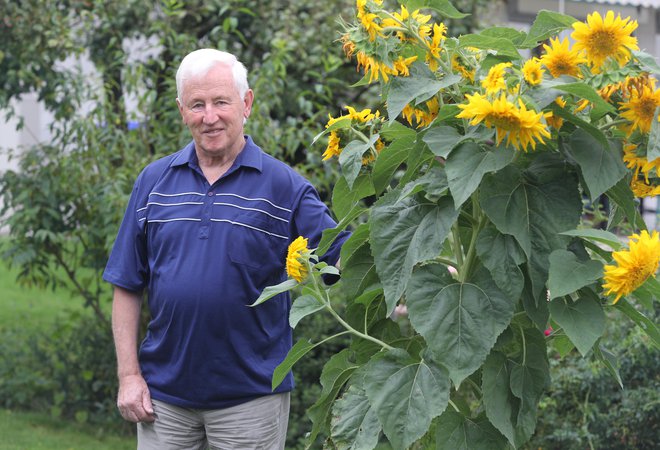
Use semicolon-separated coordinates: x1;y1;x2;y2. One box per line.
103;136;347;409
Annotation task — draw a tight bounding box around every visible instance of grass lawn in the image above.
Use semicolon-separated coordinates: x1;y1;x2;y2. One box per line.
0;260;134;449
0;409;133;450
0;262;79;330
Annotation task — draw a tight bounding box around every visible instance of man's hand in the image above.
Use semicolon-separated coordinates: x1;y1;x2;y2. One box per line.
117;374;156;423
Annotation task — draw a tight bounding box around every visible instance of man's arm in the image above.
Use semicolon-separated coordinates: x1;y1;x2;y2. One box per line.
112;285;155;423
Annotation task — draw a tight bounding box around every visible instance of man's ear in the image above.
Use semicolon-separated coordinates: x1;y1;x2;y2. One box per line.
176;98;185;123
243;89;254;120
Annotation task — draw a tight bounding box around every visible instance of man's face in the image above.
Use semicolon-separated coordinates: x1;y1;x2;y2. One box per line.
177;63;253;160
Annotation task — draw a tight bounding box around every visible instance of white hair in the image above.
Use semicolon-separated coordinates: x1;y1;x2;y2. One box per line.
175;49;249;100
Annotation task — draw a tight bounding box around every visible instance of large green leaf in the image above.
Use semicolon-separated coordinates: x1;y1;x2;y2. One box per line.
371;190;458;314
339;136;380;190
482;351;520;447
560;228;624;251
423;126;494;159
331;383;381;450
340;237;379;299
476;225;525;301
406;0;468;18
523;10;576;47
364;349;450;450
445;142;515;208
480;160;582;298
549;102;609;148
480;163;581;258
521;271;549;330
317;204;364;257
567;129;627;201
483;327;549;447
458;34;521;59
307;350;359;445
373;134;415;195
509;328;550;447
632;49;660;75
289;295;325;329
251;279;298;306
406;264;515;386
606;176;646;231
386;64;459;122
545;80;616;116
332;173;374;220
549;293;606;356
547;249;604;298
435;411;509;450
272;338;316;390
615;299;660;349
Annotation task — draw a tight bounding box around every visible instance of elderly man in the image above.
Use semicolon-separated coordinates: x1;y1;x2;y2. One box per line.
103;49;348;450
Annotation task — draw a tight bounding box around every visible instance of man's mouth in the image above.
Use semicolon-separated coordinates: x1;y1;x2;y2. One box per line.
203;128;223;136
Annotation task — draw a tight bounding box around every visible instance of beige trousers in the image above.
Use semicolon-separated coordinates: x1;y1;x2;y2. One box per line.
137;392;290;450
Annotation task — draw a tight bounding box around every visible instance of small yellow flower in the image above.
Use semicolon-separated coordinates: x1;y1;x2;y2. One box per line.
452;54;475;82
392;55;418;77
571;10;639;72
602;230;660;303
619;85;660;135
540;37;586;78
481;62;511;95
456;93;551;152
630;178;660;197
522;58;544;86
545;97;566;130
322;131;342;161
402;97;439;128
286;236;311;282
357;0;384;41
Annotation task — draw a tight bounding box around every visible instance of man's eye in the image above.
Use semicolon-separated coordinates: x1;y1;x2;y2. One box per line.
191;104;204;111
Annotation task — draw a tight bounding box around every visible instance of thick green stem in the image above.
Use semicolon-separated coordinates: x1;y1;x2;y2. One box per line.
451;223;464;271
459;198;487;282
325;299;395;351
309;265;394;351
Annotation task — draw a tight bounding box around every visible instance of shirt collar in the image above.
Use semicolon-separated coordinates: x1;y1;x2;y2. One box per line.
169;135;263;173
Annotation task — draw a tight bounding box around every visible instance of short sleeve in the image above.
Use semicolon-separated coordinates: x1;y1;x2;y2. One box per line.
102;177;149;292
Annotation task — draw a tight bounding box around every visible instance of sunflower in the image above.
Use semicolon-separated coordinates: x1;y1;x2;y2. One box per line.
452;54;475;82
426;23;446;71
357;0;384;41
286;236;311;282
522;58;544;86
571;10;639;72
619;85;660;135
602;230;660;303
545;97;566;130
630;178;660;197
402;96;439;128
322;131;342;161
456;93;550;151
540;37;586;78
481;62;511;95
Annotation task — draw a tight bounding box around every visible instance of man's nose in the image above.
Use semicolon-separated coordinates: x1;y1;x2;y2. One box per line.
202;105;219;124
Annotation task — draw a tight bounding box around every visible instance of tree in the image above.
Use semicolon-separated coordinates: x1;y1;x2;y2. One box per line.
0;0;359;324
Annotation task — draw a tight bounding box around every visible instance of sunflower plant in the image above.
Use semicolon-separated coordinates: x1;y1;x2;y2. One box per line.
255;1;660;448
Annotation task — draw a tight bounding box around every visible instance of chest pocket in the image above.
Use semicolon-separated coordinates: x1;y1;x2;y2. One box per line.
228;213;289;270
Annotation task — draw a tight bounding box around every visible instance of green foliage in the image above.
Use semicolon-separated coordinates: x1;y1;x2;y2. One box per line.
528;311;660;450
0;0;359;324
254;2;660;449
0;314;128;433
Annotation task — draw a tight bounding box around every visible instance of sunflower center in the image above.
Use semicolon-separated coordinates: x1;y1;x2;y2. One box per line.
638;98;658;119
589;30;619;56
488;112;521;131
